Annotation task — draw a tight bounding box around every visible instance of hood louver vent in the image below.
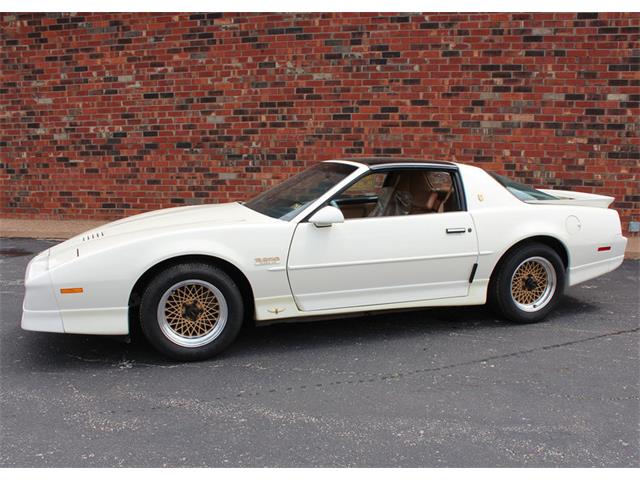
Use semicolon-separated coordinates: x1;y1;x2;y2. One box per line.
82;231;105;242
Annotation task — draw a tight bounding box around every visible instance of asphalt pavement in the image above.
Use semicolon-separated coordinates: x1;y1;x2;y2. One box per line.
1;237;638;467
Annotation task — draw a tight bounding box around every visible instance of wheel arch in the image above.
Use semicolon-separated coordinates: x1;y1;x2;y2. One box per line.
128;254;255;336
488;235;569;289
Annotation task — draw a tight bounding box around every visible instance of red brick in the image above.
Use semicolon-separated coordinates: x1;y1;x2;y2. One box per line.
0;12;638;234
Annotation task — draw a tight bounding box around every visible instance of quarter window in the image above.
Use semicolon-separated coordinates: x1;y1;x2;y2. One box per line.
488;172;558;202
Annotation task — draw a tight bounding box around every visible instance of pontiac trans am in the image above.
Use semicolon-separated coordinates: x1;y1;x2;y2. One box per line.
22;158;627;360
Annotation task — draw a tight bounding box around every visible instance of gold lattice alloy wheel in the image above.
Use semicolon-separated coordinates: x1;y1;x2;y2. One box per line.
509;256;557;312
157;279;228;348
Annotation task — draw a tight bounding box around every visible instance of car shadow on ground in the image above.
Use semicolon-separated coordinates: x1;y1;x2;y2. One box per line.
14;294;600;371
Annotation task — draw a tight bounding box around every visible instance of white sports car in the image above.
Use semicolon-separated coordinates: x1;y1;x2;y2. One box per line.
22;158;627;360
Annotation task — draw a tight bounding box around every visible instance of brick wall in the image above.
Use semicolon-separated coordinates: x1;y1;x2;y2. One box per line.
1;12;638;233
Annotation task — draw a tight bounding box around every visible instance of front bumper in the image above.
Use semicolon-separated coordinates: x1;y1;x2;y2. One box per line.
21;249;65;333
21;309;65;333
22;249;130;335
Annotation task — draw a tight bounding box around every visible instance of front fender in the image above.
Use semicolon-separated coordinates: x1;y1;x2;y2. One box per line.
45;221;295;334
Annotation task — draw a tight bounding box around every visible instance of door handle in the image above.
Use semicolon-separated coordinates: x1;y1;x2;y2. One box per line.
446;227;467;234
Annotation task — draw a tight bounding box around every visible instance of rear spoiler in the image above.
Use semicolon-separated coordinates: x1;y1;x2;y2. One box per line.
530;189;615;208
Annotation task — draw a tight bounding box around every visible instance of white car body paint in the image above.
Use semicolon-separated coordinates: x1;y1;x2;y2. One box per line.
22;161;627;335
288;210;477;310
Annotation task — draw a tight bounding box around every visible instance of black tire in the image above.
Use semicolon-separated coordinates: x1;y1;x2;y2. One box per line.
488;243;565;324
139;262;244;361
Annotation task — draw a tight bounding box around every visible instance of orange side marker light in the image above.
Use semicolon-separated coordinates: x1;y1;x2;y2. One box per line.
60;287;84;294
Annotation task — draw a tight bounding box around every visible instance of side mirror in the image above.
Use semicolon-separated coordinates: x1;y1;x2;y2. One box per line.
308;205;344;228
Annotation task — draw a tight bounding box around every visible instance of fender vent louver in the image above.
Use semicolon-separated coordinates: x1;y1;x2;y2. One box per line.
82;231;105;242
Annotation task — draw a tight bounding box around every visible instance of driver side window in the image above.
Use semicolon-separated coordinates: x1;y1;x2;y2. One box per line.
340;173;387;198
332;169;461;219
333;172;387;218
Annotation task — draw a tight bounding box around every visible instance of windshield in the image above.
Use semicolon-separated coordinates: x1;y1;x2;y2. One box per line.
244;162;357;220
489;173;558;201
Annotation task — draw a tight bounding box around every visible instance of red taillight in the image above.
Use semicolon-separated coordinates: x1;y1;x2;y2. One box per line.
597;246;611;252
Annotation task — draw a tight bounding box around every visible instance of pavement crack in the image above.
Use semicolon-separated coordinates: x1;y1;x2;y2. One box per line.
420;326;640;372
65;327;639;402
227;327;640;399
66;354;107;364
65;354;185;369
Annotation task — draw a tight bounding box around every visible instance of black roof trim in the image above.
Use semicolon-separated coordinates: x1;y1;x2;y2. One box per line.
369;162;460;172
330;157;457;171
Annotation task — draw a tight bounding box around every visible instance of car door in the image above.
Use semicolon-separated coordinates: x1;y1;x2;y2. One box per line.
286;168;479;311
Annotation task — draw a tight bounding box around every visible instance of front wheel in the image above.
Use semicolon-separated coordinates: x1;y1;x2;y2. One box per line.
139;263;244;361
488;243;565;324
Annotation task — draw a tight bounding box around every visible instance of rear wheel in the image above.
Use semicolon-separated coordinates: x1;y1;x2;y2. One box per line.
140;263;244;361
489;243;565;324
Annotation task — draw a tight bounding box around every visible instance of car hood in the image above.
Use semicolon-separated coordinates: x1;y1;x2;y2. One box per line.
93;201;265;234
48;202;272;268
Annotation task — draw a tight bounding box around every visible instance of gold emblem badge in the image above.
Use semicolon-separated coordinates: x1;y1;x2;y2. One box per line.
254;256;281;266
267;307;285;315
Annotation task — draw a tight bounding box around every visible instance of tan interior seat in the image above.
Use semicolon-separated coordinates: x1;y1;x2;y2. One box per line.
369;171;453;217
369;171;455;217
370;172;438;216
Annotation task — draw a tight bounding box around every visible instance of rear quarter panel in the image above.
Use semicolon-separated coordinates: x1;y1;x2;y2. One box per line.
458;164;626;289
